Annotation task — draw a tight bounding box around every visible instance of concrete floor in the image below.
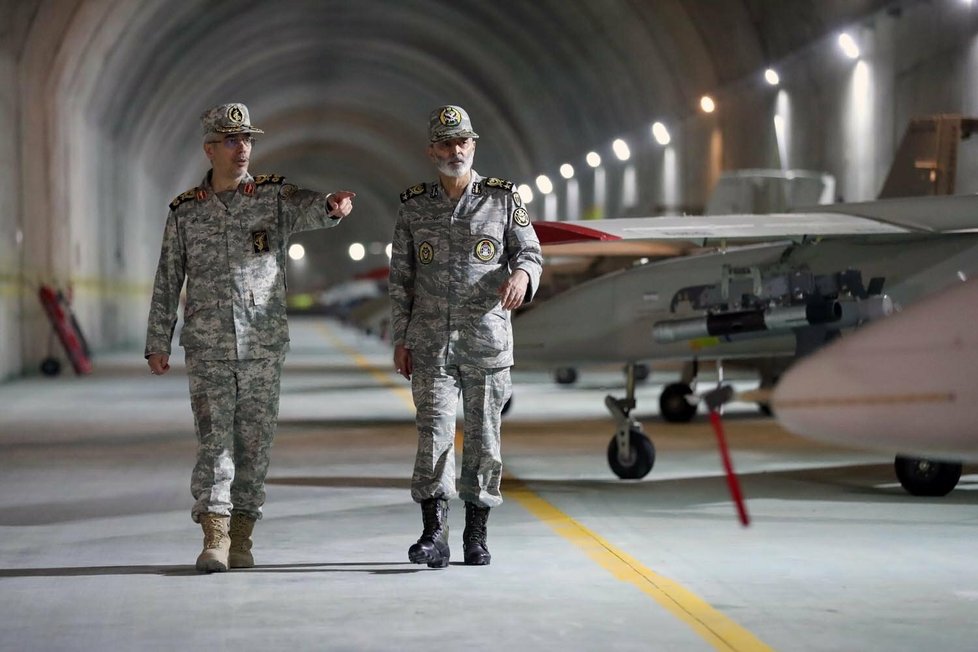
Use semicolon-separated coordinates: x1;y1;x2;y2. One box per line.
1;316;976;652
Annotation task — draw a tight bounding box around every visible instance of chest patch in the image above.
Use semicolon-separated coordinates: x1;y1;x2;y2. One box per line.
474;239;496;262
252;230;270;254
418;241;434;264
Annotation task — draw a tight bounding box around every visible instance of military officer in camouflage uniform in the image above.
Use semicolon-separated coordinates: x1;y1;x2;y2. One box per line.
145;102;355;572
389;105;543;568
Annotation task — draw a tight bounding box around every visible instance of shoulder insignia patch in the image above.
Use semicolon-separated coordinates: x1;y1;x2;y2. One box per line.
513;206;531;227
169;188;198;211
254;174;285;186
471;181;483;196
485;177;515;192
280;183;298;199
400;183;427;203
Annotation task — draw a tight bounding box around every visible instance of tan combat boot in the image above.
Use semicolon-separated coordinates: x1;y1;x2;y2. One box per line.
195;513;230;572
228;513;256;568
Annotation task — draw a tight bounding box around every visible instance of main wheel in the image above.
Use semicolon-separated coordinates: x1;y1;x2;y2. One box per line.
894;456;962;496
659;383;697;422
607;428;655;479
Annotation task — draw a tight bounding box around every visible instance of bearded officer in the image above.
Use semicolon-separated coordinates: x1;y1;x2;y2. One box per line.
389;105;543;568
145;102;355;572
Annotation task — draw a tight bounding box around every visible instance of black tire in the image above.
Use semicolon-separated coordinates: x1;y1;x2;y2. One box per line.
659;383;697;422
554;367;578;385
894;456;962;496
40;357;61;376
607;428;656;479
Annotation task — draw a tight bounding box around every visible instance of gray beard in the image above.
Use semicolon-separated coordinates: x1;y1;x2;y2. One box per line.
436;155;473;178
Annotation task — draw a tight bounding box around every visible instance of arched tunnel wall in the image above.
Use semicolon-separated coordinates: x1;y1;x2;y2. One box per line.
1;0;976;380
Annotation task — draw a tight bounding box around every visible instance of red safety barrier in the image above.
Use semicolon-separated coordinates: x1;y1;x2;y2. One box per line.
38;285;93;375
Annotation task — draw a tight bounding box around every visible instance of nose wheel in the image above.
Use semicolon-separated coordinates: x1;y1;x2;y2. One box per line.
605;362;656;479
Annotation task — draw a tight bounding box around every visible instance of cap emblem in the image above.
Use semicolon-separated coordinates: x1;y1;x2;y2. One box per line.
440;107;462;127
227;105;244;124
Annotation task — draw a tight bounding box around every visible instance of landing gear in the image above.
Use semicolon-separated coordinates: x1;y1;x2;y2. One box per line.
605;362;656;479
607;426;655;479
659;383;697;423
894;456;962;496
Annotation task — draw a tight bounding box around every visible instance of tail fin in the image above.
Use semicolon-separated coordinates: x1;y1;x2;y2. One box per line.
878;115;978;198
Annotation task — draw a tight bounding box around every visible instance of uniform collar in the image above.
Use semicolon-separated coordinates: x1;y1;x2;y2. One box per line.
431;169;482;200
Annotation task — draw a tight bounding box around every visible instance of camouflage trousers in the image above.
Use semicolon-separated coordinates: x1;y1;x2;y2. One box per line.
410;364;511;508
186;354;285;523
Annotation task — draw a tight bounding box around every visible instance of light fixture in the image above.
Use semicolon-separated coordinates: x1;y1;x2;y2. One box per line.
348;242;365;261
288;244;305;261
586;151;602;168
612;139;630;161
700;95;716;113
517;183;534;203
764;68;780;85
385;243;392;259
651;121;671;145
559;163;575;179
535;175;553;194
838;32;860;59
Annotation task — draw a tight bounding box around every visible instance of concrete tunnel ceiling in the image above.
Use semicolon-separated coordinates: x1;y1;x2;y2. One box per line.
19;0;894;291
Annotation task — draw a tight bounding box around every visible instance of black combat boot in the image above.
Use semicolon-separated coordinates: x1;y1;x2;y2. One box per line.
408;497;450;568
463;502;491;566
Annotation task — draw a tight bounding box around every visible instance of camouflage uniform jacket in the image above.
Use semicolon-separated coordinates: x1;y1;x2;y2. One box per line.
389;170;543;367
145;172;342;360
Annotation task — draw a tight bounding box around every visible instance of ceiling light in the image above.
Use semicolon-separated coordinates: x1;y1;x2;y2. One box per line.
651;122;671;145
586;152;602;168
348;242;365;261
559;163;575;179
535;175;553;194
700;95;716;113
838;33;860;59
612;139;630;161
517;183;534;203
764;68;780;85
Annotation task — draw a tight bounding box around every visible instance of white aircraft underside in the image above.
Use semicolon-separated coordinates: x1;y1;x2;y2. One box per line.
515;233;978;367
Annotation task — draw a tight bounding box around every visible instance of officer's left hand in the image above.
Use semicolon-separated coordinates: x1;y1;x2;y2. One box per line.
328;191;356;218
499;269;530;310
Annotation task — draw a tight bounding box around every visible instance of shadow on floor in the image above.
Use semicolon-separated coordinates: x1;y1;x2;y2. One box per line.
0;561;426;577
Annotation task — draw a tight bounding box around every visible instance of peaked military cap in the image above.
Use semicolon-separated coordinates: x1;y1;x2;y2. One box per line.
429;105;479;142
200;102;265;138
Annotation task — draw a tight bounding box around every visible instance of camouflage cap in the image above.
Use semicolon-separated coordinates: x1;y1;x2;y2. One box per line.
428;105;479;142
200;102;265;138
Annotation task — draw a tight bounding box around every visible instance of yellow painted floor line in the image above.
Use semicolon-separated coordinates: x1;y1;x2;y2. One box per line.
506;478;774;652
319;321;771;651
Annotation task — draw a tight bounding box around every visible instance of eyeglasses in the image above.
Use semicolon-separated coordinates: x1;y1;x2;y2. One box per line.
207;134;256;149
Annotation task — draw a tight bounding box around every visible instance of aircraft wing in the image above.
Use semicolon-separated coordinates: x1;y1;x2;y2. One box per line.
536;194;978;252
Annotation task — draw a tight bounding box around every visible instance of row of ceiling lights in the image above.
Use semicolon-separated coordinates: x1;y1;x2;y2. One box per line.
304;0;976;265
518;29;869;204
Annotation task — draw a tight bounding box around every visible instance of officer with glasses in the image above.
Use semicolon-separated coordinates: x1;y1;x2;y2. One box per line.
145;102;355;572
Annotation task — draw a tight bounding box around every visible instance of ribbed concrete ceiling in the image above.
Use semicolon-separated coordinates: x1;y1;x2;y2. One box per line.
7;0;894;289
